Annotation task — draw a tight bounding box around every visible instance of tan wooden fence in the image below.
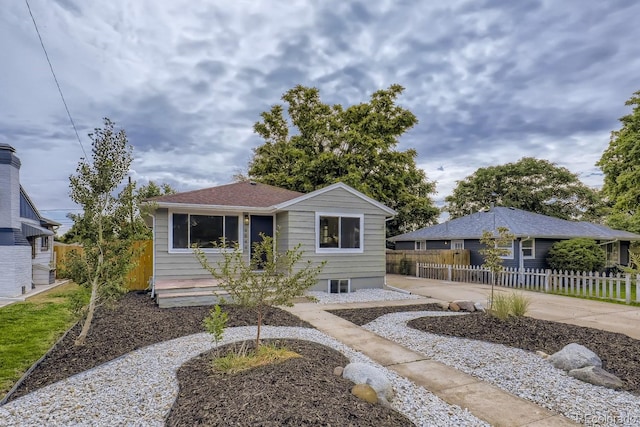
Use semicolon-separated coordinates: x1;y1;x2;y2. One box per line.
54;240;153;291
386;250;470;275
417;263;640;305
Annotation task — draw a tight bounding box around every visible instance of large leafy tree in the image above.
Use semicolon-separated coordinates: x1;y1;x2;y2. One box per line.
67;118;138;345
596;90;640;233
247;84;438;235
444;157;602;220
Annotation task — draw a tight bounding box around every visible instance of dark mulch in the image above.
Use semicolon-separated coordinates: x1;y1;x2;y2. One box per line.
407;313;640;395
328;303;445;326
9;292;311;401
166;339;413;427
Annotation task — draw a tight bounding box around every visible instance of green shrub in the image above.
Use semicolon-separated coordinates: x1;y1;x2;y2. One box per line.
203;305;228;354
546;238;605;272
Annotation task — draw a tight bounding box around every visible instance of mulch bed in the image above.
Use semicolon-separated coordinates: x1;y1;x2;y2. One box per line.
328;303;445;326
407;313;640;395
166;339;413;426
328;304;640;396
9;292;310;401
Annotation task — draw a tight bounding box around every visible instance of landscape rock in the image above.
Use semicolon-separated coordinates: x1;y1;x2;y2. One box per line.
536;350;549;359
333;366;343;376
448;302;460;312
351;384;378;404
437;301;450;310
342;362;394;403
452;300;475;312
473;302;485;312
548;343;602;371
568;366;624;389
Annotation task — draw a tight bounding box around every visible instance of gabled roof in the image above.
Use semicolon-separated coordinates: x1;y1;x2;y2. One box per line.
149;181;396;216
389;207;640;241
149;181;303;209
274;182;397;216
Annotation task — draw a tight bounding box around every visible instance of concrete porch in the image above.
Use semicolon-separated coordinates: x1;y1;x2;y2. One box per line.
154;278;229;308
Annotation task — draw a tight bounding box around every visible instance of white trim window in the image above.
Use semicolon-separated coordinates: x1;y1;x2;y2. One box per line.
497;239;514;259
521;239;535;259
316;213;363;253
40;236;49;251
451;240;464;250
328;279;350;294
170;213;240;252
415;241;426;250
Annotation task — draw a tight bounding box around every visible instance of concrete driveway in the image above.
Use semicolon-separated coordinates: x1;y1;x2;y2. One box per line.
387;274;640;340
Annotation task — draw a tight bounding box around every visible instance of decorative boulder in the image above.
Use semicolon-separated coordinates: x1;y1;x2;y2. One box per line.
568;366;624;390
437;301;450;310
453;300;476;312
548;343;602;371
473;302;485;312
333;366;344;376
449;302;461;312
343;363;394;403
351;384;378;404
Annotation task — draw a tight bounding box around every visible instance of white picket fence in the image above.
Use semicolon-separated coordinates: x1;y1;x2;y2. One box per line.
416;263;640;304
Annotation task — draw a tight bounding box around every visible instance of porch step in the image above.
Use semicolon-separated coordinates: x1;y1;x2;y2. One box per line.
156;290;229;308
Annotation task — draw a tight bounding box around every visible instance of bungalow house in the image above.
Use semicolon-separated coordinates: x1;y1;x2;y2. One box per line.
146;181;395;306
389;207;640;271
0;144;59;298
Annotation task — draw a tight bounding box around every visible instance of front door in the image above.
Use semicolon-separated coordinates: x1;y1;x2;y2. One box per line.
250;215;274;270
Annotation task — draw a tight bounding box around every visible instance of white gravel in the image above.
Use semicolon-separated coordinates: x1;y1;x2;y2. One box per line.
307;288;421;304
365;311;640;427
0;326;486;427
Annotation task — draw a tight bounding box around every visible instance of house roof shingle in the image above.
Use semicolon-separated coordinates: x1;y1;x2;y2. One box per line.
389;207;640;241
149;181;304;208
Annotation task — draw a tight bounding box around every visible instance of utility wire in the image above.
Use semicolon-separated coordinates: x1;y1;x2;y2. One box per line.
25;0;87;159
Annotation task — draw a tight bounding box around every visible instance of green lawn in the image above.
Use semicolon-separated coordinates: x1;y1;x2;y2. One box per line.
0;282;84;397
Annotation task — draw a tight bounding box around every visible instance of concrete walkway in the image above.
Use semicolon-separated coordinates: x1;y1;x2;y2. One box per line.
0;280;71;308
387;274;640;340
285;299;575;426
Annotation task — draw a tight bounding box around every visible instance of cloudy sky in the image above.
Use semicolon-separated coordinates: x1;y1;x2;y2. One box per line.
2;0;639;233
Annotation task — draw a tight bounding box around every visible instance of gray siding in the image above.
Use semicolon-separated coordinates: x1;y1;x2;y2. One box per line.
395;241;415;250
426;241;450;250
154;209;250;280
285;187;387;215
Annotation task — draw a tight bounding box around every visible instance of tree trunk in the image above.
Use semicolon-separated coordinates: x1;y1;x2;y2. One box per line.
255;307;263;348
75;274;99;346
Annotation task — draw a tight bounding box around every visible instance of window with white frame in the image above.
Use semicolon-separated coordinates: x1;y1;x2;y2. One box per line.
317;213;363;252
171;213;239;250
40;236;49;251
329;279;350;293
451;240;464;250
415;241;426;250
497;239;514;259
521;239;535;259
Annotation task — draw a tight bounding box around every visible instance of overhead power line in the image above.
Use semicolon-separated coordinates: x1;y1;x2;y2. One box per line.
25;0;87;159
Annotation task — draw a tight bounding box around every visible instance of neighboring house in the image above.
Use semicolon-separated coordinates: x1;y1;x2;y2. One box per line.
147;181;395;294
389;207;640;270
0;144;59;298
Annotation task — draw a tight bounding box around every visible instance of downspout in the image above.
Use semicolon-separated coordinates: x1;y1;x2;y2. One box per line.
151;213;156;298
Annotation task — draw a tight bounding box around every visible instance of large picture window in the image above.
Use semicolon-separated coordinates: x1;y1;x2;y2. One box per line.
171;213;239;250
317;213;363;252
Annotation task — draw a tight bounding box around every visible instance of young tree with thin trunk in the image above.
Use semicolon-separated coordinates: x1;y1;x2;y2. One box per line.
479;227;515;310
194;234;325;347
67;118;136;346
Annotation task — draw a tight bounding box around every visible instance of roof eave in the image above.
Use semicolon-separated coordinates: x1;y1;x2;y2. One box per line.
149;201;276;213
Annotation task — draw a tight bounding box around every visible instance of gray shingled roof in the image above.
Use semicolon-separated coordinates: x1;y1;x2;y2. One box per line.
389;207;640;241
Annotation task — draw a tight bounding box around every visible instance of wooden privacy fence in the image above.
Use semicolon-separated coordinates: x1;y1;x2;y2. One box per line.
53;240;153;291
417;263;640;305
386;250;470;275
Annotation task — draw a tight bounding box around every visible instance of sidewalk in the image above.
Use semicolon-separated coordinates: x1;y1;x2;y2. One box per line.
386;274;640;340
285;299;575;426
0;280;71;308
